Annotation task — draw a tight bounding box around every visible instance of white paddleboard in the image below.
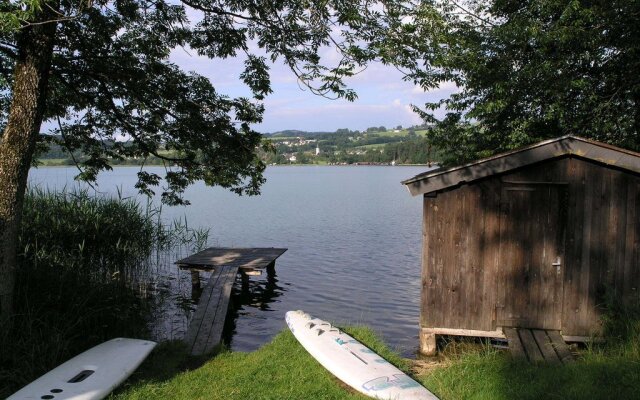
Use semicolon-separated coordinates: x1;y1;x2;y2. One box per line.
8;337;157;400
286;310;438;400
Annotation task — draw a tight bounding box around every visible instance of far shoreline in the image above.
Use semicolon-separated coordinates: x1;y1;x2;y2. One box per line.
33;162;436;168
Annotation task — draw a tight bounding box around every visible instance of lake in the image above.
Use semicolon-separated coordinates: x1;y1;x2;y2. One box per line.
28;165;433;356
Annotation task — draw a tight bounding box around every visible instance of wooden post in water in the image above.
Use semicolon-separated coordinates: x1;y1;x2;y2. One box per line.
240;270;250;292
191;270;202;303
420;329;437;356
266;260;276;276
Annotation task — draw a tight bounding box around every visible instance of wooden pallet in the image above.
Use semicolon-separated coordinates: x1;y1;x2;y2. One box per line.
504;328;574;364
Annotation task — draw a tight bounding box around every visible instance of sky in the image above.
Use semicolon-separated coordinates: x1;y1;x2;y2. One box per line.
40;37;455;138
170;46;456;134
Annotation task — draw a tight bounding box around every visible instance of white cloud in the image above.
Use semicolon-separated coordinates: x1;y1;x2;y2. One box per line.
168;41;454;133
257;98;423;132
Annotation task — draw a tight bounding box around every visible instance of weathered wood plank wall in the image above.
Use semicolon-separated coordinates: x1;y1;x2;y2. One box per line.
421;156;640;337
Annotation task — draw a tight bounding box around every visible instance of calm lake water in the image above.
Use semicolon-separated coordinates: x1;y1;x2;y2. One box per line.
28;165;433;356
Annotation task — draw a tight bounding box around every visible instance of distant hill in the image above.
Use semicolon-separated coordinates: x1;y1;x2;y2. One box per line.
35;125;439;167
261;125;440;165
265;130;335;138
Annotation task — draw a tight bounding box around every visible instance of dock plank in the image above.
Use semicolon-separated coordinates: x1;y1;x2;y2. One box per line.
532;330;561;364
183;267;225;349
185;265;239;355
203;266;237;352
547;330;574;364
519;329;545;363
504;327;527;360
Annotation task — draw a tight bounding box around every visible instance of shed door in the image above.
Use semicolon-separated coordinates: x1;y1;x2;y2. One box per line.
497;183;567;330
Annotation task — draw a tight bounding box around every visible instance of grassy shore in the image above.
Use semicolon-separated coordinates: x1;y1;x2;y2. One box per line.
112;327;392;400
111;326;640;400
423;343;640;399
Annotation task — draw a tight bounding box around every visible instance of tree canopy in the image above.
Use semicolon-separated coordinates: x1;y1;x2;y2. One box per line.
370;0;640;165
0;0;396;318
0;0;379;204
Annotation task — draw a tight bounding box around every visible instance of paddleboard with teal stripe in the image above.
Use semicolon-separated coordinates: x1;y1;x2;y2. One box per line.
286;310;439;400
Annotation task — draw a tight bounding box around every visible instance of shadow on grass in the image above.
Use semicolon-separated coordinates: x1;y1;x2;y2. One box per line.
422;333;640;400
123;341;213;383
110;328;401;400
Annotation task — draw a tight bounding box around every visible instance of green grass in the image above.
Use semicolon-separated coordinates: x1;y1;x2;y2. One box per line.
421;346;640;399
112;327;408;400
355;143;386;150
36;158;75;166
268;136;299;140
111;326;640;400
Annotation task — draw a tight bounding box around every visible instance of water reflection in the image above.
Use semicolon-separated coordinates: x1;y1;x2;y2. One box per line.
148;249;197;341
223;268;287;349
149;256;288;350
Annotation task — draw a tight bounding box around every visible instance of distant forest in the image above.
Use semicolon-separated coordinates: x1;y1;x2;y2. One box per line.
36;125;440;167
262;125;440;165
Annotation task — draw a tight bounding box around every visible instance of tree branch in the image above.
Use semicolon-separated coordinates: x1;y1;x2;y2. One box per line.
446;0;496;27
56;115;99;191
98;85;193;163
180;0;265;25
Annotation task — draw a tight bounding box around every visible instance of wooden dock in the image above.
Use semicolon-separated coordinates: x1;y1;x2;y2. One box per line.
176;247;287;274
177;247;287;356
504;328;574;364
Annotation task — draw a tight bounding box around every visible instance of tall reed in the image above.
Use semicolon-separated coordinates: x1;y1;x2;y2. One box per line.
20;188;156;284
0;188;208;397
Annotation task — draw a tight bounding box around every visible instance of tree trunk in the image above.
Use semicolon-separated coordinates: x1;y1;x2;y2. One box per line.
0;10;58;321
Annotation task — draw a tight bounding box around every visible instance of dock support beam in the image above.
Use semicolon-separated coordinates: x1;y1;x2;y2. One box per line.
420;329;437;356
240;270;250;292
190;270;202;302
266;260;276;275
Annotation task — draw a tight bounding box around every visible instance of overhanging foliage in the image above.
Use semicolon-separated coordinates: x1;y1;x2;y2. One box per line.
365;0;640;165
0;0;387;203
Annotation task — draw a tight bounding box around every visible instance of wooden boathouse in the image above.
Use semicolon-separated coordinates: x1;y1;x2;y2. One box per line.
402;136;640;356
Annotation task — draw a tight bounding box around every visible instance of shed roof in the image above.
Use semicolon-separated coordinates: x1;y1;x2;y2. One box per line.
402;135;640;196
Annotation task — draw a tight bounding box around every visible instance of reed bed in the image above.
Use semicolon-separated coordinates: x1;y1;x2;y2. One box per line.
0;188;208;398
